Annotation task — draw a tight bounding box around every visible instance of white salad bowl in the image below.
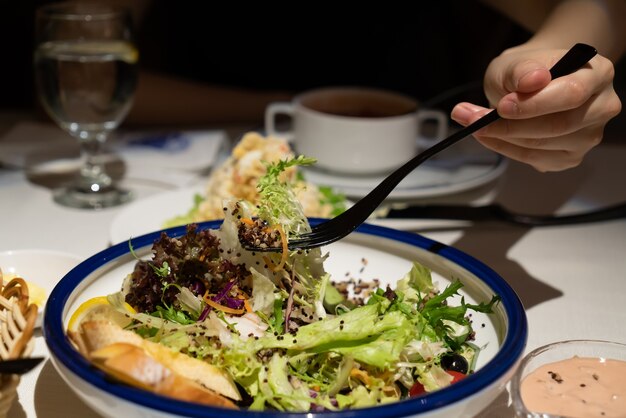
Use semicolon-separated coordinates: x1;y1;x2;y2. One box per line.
43;220;527;418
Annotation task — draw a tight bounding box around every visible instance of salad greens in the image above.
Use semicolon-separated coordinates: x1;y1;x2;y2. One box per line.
256;155;316;237
162;193;206;228
112;156;500;412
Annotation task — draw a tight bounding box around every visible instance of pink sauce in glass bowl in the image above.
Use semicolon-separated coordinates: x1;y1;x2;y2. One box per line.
511;340;626;418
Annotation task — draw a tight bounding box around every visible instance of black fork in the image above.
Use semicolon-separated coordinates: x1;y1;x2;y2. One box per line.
247;43;597;252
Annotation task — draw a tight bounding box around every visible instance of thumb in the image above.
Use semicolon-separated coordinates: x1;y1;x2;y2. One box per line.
503;59;552;94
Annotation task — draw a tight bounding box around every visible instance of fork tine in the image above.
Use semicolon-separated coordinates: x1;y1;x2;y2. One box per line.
286;219;355;250
286;236;334;250
293;223;337;240
241;220;338;252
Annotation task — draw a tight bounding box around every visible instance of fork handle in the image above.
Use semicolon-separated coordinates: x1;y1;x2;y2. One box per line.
549;43;597;78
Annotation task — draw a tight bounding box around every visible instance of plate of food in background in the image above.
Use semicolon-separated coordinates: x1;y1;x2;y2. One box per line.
109;132;348;245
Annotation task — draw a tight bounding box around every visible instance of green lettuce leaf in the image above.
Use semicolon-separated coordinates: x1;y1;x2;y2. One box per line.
396;261;435;302
421;279;500;349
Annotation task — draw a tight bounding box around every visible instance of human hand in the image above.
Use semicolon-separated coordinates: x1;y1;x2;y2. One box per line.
451;46;622;172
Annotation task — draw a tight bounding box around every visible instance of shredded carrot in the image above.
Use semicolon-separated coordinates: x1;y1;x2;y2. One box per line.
240;217;256;226
261;230;288;272
350;368;371;386
204;297;245;315
244;298;253;313
263;255;278;271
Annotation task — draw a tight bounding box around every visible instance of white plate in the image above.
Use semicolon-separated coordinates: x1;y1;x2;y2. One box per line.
46;221;527;418
109;142;505;245
0;249;82;327
302;140;507;199
109;185;205;245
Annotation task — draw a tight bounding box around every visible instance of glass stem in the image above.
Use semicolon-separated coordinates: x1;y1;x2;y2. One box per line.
78;131;112;192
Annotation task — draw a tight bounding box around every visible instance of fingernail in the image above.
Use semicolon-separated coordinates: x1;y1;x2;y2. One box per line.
451;103;474;124
500;99;519;117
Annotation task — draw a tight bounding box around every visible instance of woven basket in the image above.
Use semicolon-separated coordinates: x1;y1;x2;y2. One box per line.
0;271;37;417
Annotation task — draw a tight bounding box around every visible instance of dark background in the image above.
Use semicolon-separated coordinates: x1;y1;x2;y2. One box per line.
3;1;626;136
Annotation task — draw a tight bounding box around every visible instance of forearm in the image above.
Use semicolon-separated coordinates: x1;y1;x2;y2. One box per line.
515;0;626;61
126;71;293;127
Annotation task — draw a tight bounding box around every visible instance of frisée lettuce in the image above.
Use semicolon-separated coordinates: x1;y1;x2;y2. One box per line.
101;156;500;412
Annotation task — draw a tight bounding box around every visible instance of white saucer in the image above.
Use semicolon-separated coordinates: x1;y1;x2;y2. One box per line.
0;249;82;327
301;140;507;199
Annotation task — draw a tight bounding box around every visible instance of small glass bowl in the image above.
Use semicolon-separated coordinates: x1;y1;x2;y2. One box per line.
510;339;626;418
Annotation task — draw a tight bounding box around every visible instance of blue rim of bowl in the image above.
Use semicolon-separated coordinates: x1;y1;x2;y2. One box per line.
44;220;527;418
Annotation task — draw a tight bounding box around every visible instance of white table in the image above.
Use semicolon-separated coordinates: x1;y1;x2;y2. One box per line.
1;117;625;417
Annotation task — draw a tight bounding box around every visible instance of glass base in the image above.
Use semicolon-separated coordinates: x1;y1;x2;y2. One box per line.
53;185;133;209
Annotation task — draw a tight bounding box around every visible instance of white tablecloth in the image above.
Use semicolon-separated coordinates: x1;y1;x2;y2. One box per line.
1;119;625;417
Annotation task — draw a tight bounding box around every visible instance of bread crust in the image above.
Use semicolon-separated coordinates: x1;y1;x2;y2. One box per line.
69;318;241;406
91;343;237;409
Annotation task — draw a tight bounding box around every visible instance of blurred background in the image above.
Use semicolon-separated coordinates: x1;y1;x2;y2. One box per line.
3;1;626;138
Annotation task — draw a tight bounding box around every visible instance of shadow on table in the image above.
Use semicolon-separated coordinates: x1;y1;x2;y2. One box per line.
440;161;593;418
447;159;594;310
32;360;100;418
25;154;126;191
477;388;516;417
451;222;564;309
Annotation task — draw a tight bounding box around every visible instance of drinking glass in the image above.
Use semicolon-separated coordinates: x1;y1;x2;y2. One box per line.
34;2;138;209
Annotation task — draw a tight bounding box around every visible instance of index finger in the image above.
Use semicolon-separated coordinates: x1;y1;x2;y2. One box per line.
497;56;612;119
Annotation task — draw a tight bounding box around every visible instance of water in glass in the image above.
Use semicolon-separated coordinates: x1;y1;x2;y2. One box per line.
34;3;138;209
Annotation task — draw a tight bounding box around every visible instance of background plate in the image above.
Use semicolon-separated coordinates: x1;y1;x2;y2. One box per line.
301;140;507;200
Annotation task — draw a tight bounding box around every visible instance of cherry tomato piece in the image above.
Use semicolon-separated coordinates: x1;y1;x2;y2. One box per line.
409;381;426;397
409;371;466;397
447;370;467;384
